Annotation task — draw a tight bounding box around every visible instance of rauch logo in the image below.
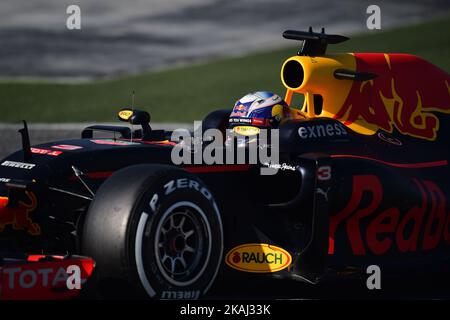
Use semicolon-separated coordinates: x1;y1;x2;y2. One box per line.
225;243;292;273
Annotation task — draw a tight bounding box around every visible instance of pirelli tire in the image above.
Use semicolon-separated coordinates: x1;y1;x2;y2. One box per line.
82;164;223;299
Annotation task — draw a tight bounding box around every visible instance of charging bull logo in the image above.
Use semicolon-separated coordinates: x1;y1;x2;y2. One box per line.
230;104;249;117
329;175;450;255
334;53;450;141
0;192;40;235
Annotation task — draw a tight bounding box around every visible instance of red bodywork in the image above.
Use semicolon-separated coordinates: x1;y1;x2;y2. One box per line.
334;53;450;140
0;255;95;300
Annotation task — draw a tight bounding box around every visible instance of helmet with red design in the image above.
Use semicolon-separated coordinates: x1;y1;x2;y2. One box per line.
228;91;291;135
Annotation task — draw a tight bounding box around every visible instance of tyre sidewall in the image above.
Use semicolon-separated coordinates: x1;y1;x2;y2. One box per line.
129;172;223;299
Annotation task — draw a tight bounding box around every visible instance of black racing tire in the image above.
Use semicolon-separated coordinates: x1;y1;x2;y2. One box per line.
82;164;223;299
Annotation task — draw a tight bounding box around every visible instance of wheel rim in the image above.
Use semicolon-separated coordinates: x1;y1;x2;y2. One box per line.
154;202;211;287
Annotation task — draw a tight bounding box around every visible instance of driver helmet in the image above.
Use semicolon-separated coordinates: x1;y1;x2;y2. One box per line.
228;91;291;131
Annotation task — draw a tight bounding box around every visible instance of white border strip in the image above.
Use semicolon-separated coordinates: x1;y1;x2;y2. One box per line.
135;212;157;297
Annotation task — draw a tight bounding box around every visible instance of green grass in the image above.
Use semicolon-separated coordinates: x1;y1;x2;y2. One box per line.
1;15;449;123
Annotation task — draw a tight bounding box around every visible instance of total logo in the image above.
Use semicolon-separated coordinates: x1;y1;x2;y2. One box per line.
3;266;78;290
0;257;95;300
225;243;292;273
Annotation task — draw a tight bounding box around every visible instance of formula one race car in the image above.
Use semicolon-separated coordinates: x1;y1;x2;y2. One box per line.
0;29;449;299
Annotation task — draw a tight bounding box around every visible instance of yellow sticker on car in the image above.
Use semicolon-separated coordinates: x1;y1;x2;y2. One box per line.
233;126;260;136
225;243;292;273
118;109;133;121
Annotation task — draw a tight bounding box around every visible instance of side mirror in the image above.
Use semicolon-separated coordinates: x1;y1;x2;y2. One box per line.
118;108;152;139
118;108;151;125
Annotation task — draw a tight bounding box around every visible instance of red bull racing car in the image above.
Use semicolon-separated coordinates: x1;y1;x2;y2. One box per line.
0;29;449;299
